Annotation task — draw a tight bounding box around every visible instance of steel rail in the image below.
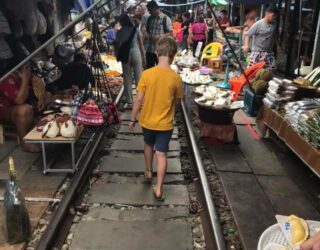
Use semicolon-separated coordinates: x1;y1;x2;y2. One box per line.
0;0;108;82
181;100;226;250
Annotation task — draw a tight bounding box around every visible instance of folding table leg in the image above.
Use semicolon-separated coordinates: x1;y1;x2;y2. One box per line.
41;143;47;175
71;142;76;172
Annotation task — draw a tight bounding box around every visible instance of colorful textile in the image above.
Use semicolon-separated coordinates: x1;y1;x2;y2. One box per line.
0;76;20;114
191;23;207;41
248;51;276;71
173;22;183;43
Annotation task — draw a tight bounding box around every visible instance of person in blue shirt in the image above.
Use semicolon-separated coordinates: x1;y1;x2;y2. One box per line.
106;22;117;53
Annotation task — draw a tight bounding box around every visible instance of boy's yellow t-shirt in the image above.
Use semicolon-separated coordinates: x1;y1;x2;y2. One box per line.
137;66;183;131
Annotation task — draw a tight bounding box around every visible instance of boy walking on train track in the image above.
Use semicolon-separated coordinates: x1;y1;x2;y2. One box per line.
129;37;183;201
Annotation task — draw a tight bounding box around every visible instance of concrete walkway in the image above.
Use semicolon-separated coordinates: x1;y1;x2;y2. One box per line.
69;119;195;250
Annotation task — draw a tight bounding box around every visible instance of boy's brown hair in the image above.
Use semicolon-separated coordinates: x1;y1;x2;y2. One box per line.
156;37;178;60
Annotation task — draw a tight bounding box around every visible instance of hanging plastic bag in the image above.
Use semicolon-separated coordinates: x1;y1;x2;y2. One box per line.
4;157;31;244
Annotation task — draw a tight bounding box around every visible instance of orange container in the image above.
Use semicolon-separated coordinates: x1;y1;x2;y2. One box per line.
229;61;266;101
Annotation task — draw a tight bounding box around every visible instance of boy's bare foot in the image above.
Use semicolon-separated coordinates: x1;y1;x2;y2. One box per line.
153;186;165;201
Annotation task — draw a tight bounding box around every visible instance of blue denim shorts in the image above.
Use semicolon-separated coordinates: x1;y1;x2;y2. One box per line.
142;127;173;153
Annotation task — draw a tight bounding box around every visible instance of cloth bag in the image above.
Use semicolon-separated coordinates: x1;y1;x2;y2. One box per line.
116;27;136;64
77;99;104;126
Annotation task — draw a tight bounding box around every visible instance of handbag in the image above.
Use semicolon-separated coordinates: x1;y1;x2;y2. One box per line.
116;27;136;64
77;99;104;126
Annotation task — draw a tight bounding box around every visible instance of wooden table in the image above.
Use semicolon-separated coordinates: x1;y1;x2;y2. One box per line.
257;105;320;176
24;126;86;174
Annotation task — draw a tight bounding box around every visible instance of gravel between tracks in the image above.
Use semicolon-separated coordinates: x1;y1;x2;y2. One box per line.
176;109;243;250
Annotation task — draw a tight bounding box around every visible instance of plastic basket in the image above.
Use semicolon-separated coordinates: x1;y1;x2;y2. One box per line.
258;220;320;250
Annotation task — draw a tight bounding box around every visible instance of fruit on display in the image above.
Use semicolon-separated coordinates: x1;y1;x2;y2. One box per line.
252;79;269;95
250;69;273;95
288;215;309;247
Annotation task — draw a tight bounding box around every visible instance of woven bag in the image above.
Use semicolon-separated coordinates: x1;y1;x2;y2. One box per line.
77;99;104;126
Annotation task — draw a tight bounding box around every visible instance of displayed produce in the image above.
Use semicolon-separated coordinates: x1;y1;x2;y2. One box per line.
249;69;273;95
175;55;199;71
101;54;123;76
284;99;320;149
263;78;297;110
194;85;242;109
272;214;313;250
294;66;320;89
287;215;309;247
181;70;212;85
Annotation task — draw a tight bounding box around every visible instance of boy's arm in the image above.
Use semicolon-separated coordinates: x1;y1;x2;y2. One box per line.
129;91;144;129
175;77;184;105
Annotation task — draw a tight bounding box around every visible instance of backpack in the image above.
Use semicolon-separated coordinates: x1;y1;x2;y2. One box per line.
116;27;136;64
146;15;169;34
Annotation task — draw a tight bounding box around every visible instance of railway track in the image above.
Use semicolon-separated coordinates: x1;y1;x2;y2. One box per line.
29;87;228;250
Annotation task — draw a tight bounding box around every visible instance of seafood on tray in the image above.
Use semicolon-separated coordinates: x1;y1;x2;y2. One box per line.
194;85;237;109
181;71;212;85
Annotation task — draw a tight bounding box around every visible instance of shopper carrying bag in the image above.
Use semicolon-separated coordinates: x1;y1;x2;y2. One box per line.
116;14;145;108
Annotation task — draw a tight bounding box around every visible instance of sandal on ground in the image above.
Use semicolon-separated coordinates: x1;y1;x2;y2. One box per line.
153;186;165;201
144;170;153;183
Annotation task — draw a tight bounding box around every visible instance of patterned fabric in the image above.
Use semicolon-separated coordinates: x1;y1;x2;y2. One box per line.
146;13;172;53
77;99;104;126
0;76;20;115
248;51;276;71
71;91;85;119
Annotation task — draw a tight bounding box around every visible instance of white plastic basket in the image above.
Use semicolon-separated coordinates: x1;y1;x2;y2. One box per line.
258;221;320;250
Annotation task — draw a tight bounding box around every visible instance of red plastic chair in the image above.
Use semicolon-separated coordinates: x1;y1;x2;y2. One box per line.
229;61;266;101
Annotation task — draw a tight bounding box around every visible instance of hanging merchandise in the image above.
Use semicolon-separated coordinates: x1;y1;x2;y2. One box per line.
77;99;105;126
0;10;12;35
75;18;120;128
4;157;31;244
36;8;47;35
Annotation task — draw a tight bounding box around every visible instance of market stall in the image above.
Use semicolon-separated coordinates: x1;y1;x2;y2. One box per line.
173;52;244;143
17;17;124;173
256;69;320;175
